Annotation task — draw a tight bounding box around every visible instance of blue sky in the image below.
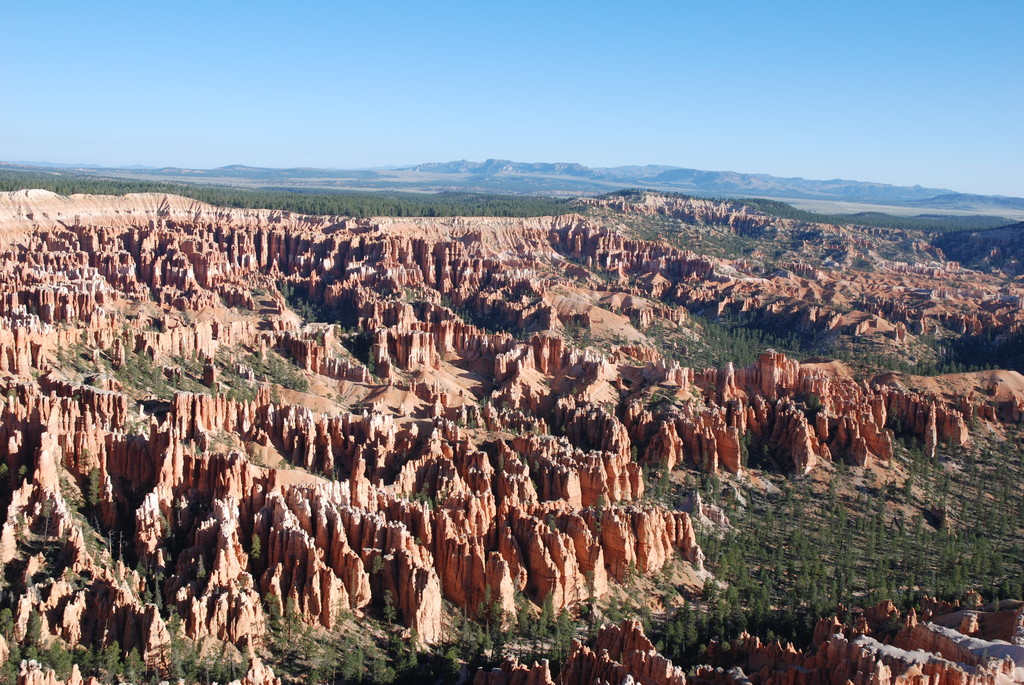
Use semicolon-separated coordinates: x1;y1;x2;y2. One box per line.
2;0;1021;195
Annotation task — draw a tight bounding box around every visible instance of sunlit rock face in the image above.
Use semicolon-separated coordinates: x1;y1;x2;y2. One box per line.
0;189;1020;679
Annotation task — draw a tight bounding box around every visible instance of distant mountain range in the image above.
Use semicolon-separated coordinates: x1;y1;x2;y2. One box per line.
4;159;1023;216
406;160;959;204
904;193;1024;212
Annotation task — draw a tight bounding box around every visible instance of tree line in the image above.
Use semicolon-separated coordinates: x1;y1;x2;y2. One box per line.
605;189;1012;234
0;169;574;218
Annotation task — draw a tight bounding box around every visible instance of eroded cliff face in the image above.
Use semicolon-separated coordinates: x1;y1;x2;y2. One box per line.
0;192;706;671
694;599;1024;685
476;620;686;685
0;190;1020;680
472;605;1024;685
17;655;282;685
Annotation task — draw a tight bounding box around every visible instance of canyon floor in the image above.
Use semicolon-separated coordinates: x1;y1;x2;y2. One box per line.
0;188;1022;685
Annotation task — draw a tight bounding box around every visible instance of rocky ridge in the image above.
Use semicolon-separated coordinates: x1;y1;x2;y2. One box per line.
0;190;1020;682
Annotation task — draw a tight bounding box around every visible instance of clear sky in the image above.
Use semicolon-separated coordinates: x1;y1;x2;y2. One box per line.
2;0;1022;196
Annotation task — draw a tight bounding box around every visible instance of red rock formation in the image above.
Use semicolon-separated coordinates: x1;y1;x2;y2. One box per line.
0;188;1018;682
475;659;555;685
696;599;1024;685
560;619;687;685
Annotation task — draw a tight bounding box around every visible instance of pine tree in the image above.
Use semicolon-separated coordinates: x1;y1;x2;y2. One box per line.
249;534;262;561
